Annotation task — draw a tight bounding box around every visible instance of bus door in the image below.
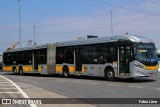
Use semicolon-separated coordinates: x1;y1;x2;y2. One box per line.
75;48;82;72
119;46;132;76
33;51;38;72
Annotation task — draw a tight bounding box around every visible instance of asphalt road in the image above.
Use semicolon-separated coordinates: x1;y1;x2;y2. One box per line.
0;71;160;107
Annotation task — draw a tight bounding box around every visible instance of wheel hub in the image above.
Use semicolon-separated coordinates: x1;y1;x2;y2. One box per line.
108;71;113;78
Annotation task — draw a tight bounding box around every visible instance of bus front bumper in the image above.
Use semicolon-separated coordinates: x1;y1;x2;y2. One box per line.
134;70;158;77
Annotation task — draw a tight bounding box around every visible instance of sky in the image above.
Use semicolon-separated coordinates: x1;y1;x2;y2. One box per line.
0;0;160;54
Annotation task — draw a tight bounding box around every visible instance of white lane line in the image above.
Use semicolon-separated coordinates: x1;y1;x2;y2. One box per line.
0;88;17;89
0;92;21;93
0;80;8;82
0;84;14;86
130;86;143;88
107;84;119;87
0;82;12;83
0;76;37;107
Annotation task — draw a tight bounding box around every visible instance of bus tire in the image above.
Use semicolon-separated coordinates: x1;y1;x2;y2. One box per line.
19;67;23;75
63;67;69;78
105;68;115;81
12;67;17;74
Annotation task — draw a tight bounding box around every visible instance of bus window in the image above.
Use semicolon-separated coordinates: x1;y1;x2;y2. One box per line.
39;49;47;64
83;45;93;64
56;48;64;64
7;53;12;65
64;47;74;64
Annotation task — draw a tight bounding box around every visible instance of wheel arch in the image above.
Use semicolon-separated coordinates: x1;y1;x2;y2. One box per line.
62;65;70;77
12;66;17;71
18;65;23;71
63;65;69;71
104;65;115;81
104;66;114;76
12;66;17;74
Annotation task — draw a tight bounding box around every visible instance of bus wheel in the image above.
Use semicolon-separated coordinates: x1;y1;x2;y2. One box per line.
105;68;115;81
19;68;23;75
13;68;17;74
63;67;69;78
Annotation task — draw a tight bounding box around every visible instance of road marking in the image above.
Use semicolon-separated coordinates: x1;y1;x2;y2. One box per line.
129;86;143;88
0;88;17;89
156;88;160;90
0;84;14;86
0;80;9;82
107;84;119;86
0;82;12;83
0;80;8;82
0;76;37;107
0;92;21;93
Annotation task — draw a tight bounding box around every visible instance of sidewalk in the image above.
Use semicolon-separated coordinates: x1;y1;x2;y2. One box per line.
16;82;96;107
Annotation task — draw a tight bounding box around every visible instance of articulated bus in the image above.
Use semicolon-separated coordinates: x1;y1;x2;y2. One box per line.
2;35;158;80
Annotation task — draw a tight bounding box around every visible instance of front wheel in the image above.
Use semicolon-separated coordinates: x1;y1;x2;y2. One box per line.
105;68;115;81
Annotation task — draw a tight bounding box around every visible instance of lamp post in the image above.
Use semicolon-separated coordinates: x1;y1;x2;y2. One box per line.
110;11;113;36
18;0;22;48
33;26;36;45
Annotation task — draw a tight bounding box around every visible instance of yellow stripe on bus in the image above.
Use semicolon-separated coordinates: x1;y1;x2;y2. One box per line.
3;66;12;72
56;66;74;73
56;66;63;72
23;66;33;72
38;66;43;72
82;66;85;74
3;65;44;72
68;66;74;73
145;65;158;70
23;66;43;72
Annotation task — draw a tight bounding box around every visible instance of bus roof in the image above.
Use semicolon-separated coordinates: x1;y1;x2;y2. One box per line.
56;34;153;47
4;34;154;53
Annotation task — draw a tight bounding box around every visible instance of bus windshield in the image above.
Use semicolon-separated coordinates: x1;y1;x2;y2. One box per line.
136;44;158;66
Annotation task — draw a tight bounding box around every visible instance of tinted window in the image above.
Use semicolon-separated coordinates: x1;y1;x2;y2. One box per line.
64;47;74;64
83;44;117;64
56;47;64;64
38;49;47;64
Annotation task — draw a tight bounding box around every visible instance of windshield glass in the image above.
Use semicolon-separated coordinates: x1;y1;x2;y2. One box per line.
137;49;157;61
136;44;158;66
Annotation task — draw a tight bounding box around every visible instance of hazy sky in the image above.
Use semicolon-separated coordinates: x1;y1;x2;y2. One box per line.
0;0;160;54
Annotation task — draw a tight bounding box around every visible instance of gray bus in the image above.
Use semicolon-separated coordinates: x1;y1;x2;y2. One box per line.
3;34;158;80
